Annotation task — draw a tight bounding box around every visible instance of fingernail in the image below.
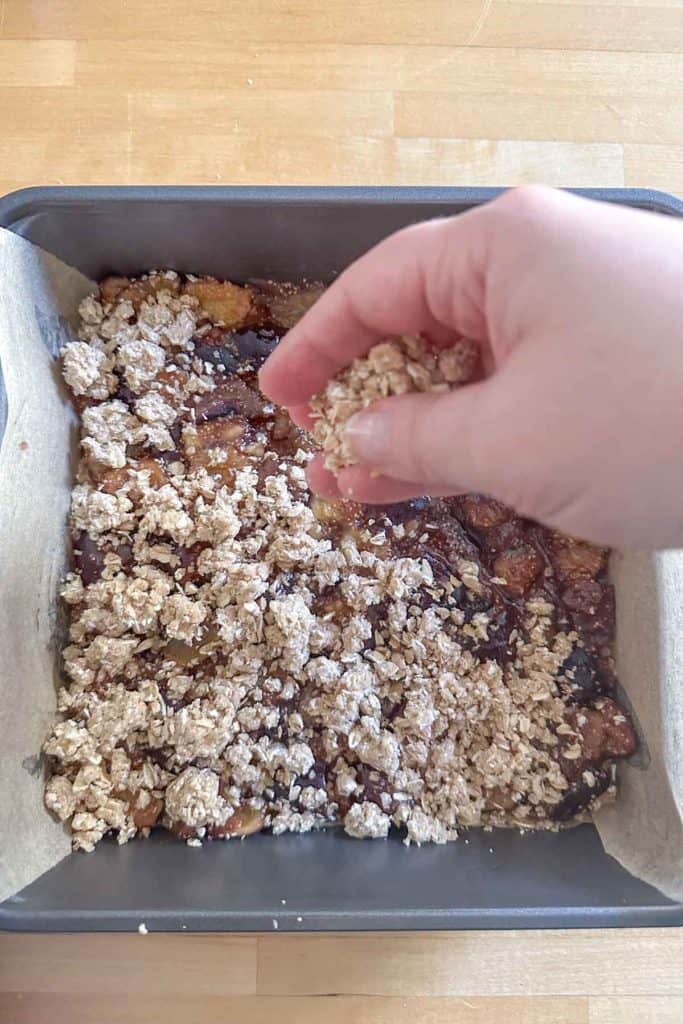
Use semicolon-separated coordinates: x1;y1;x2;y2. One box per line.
345;409;391;462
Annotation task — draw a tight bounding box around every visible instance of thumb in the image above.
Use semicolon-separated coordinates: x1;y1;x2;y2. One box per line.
344;383;499;492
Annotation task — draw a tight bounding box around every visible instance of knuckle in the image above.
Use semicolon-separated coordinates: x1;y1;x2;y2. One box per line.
493;184;558;232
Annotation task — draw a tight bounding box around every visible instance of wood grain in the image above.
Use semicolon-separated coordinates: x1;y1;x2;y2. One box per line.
128;136;622;188
128;89;394;138
395;92;683;145
1;5;682;193
625;143;683;190
2;1;483;44
1;932;682;1022
0;41;75;86
589;996;683;1023
476;2;683;51
72;43;683;96
0;2;681;1021
0;994;590;1024
0;934;258;996
255;930;683;997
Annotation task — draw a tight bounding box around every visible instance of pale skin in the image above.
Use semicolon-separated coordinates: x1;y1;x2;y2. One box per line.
259;186;683;549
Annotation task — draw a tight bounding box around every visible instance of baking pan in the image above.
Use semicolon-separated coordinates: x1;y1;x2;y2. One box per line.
1;185;682;932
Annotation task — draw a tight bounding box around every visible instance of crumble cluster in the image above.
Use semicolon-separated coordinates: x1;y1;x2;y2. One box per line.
43;272;636;852
310;334;479;473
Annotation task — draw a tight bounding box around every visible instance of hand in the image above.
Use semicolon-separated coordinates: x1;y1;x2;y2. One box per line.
259;186;683;548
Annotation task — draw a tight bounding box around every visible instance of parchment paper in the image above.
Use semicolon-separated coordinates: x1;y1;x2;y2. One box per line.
0;228;93;903
0;226;681;905
598;550;683;901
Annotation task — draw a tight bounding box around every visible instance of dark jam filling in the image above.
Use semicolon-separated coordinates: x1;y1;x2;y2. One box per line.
193;324;281;374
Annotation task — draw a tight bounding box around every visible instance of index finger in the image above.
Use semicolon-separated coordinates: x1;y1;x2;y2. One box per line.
258;206;491;407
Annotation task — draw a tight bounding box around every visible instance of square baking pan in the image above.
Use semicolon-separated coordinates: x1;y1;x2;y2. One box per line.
1;184;682;932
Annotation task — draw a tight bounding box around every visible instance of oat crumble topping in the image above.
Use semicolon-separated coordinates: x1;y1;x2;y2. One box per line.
44;271;637;852
310;334;479;472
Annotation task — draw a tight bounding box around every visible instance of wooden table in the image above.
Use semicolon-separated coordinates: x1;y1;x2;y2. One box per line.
1;1;682;1020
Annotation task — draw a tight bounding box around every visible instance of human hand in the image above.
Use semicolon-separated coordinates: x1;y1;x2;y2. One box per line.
259;186;683;548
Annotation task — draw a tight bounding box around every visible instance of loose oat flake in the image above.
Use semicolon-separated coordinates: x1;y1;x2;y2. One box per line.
44;271;637;852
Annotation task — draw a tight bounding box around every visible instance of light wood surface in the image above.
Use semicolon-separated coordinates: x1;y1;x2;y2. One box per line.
1;930;683;1022
2;0;683;193
1;1;682;1021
